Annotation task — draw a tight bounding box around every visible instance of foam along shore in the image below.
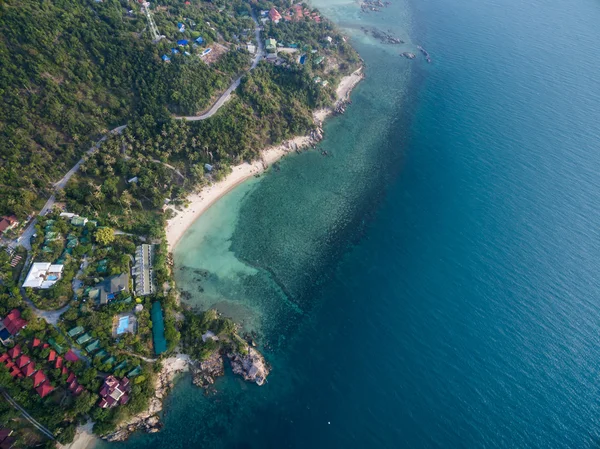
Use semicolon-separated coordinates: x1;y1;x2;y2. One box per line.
165;67;364;251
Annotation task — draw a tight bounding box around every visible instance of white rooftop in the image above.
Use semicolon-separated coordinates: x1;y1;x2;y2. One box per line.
23;263;64;289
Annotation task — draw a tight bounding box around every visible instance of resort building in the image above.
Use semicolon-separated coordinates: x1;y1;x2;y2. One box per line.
98;376;131;408
266;38;277;53
0;216;18;234
90;273;130;305
269;8;282;23
0;310;27;343
132;244;154;296
22;263;64;289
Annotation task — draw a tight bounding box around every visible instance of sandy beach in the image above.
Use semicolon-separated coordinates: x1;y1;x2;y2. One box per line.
165;67;364;251
58;422;95;449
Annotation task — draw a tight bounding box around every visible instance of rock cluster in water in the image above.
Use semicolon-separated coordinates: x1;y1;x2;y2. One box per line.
227;347;270;386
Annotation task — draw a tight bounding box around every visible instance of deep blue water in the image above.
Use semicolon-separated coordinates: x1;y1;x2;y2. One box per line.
103;0;600;447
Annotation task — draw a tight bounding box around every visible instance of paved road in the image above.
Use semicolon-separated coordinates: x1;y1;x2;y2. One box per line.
17;125;127;251
175;11;264;121
1;389;55;440
15;14;264;250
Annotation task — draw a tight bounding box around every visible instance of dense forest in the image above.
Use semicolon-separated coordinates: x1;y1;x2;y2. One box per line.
0;0;253;218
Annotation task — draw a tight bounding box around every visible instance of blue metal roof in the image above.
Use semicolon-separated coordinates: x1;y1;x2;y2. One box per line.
177;39;189;46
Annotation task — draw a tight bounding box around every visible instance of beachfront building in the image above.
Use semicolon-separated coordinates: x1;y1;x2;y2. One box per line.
132;244;154;296
22;263;64;289
98;375;131;408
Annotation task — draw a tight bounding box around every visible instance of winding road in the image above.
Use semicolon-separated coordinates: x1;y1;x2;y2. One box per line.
175;11;265;121
16;14;264;253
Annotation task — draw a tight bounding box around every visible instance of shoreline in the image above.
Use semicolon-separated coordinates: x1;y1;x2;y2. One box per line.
165;66;364;252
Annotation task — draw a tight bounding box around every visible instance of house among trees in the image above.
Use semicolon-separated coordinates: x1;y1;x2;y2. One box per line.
98;376;131;408
22;263;64;289
0;310;27;343
90;273;130;305
0;428;16;449
0;216;18;234
269;8;282;23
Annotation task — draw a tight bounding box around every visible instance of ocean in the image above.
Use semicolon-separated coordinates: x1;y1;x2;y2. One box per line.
98;0;600;447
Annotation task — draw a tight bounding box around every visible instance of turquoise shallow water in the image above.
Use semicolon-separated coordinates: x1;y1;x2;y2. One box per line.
99;0;600;446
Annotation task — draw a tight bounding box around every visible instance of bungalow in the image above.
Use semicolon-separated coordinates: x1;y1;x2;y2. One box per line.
15;355;31;369
36;382;54;398
0;216;18;234
266;38;277;53
98;376;131;409
269;8;282;24
195;36;204;44
0;310;27;342
67;326;84;338
161;55;171;62
7;346;20;359
32;370;46;388
22;363;36;377
65;349;79;362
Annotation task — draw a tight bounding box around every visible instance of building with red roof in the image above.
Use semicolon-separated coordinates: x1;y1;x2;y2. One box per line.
8;368;20;378
6;346;20;359
32;370;46;388
66;372;76;384
15;355;30;369
1;310;26;337
22;362;36;377
36;382;54;398
65;349;79;362
47;350;56;362
98;376;131;408
61;366;68;376
0;427;14;449
0;216;18;234
269;8;282;23
0;354;8;364
31;338;41;348
54;356;63;369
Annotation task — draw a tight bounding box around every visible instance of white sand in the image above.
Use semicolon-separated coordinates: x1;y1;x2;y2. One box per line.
165;67;364;251
58;422;96;449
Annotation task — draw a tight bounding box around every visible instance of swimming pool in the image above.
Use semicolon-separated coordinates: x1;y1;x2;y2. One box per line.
116;316;129;335
47;275;58;280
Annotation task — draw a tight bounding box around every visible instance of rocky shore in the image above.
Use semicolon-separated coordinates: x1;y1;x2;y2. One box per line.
104;354;191;442
103;345;270;442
